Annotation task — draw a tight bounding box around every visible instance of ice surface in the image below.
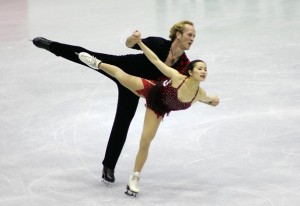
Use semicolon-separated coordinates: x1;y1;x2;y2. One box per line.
1;0;299;205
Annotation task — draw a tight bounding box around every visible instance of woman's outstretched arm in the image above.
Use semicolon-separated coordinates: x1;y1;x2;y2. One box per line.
136;37;179;79
198;88;220;106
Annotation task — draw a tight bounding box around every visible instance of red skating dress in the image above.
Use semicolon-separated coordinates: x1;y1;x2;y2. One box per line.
136;77;199;118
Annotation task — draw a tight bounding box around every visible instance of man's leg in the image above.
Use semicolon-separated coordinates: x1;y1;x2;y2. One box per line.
33;38;140;183
102;85;139;168
100;86;139;184
33;38;119;81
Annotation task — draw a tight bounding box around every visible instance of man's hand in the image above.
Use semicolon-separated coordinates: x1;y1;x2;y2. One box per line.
126;30;141;48
131;30;141;43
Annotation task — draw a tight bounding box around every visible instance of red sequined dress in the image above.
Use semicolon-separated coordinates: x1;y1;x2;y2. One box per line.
136;77;199;118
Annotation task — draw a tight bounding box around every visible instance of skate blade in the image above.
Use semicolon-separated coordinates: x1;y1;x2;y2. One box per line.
124;185;138;197
101;179;112;187
124;190;138;197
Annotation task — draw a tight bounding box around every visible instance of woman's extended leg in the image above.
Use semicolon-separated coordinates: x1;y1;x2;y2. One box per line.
79;52;144;93
99;63;144;94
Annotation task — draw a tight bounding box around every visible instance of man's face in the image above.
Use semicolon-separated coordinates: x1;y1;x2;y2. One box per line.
178;24;196;50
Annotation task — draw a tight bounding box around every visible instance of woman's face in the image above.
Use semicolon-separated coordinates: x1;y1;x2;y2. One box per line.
190;62;207;81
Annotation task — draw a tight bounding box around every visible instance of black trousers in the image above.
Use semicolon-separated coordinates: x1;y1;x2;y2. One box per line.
49;42;141;169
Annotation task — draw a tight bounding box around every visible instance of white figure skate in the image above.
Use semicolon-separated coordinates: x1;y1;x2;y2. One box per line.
76;52;101;70
125;172;140;197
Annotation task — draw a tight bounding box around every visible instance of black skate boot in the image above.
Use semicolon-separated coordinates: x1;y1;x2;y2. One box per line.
32;37;53;51
102;166;115;187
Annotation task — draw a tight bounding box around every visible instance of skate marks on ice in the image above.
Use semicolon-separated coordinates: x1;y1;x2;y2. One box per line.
178;110;300;205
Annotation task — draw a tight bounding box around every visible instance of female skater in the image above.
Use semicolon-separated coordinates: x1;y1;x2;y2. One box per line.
77;32;219;195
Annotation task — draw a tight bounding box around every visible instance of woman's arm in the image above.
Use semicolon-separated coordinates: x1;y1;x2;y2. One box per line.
198;88;220;106
137;39;179;79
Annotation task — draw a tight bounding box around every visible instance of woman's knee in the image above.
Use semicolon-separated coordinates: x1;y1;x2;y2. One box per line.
139;139;152;150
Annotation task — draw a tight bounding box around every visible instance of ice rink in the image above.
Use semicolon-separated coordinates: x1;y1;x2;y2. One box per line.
1;0;300;205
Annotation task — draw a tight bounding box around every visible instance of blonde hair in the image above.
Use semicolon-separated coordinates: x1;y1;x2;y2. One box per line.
169;20;194;41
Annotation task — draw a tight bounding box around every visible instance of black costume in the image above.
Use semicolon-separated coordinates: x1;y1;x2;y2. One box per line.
36;37;190;171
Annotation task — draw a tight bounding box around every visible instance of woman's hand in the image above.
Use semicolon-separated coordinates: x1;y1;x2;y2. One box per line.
209;96;220;106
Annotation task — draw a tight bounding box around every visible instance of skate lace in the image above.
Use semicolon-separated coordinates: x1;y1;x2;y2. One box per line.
89;56;101;68
87;56;96;65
